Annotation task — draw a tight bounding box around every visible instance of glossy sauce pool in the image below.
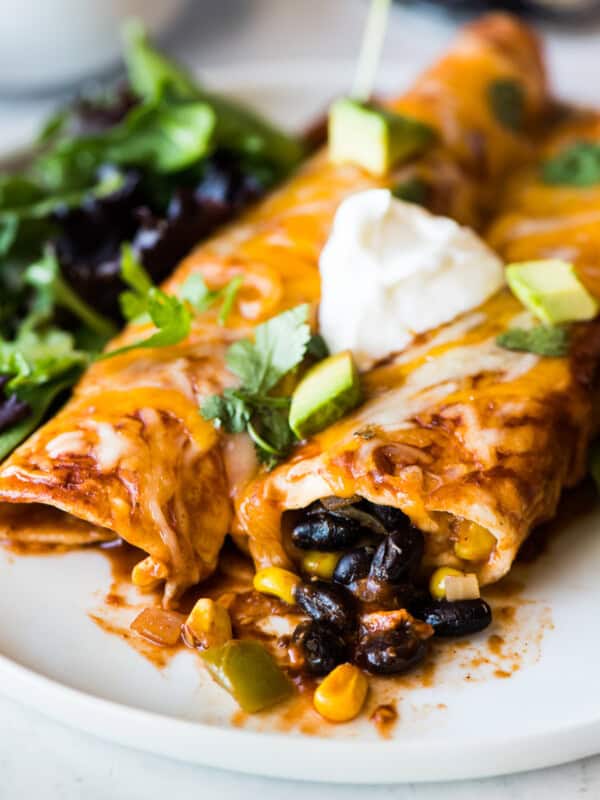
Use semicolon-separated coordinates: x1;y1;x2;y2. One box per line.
3;481;590;737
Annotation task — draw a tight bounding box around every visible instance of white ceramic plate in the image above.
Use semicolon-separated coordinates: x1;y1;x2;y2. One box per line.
1;62;600;785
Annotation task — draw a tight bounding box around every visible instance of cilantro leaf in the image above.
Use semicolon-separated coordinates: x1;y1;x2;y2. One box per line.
542;142;600;187
487;78;525;132
392;177;430;206
247;404;296;468
121;241;153;295
201;390;250;434
119;242;154;321
200;304;314;466
179;274;214;311
217;276;242;325
179;273;242;324
100;287;192;360
106;248;242;360
306;333;329;361
496;325;569;357
253;304;311;392
225;338;268;394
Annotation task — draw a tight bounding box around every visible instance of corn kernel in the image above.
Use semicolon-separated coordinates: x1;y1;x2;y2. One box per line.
313;663;368;723
445;573;480;602
131;557;168;590
184;598;232;649
301;550;341;580
429;566;464;600
454;523;496;562
253;567;300;605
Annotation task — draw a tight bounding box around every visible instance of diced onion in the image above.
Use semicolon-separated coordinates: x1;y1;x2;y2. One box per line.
445;573;480;602
130;607;184;646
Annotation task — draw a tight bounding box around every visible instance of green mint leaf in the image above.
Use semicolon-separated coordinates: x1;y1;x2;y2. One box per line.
487;78;525;132
496;325;569;357
541;142;600;187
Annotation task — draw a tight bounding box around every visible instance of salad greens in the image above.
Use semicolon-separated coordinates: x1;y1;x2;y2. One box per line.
0;22;304;459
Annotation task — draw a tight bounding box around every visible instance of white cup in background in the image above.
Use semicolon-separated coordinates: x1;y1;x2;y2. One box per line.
0;0;188;94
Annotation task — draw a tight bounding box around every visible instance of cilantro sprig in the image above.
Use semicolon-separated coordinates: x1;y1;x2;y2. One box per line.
101;245;242;360
542;142;600;187
201;304;316;467
487;78;525;132
496;325;569;357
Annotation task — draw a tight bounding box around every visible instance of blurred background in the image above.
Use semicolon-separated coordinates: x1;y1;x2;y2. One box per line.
1;0;599;151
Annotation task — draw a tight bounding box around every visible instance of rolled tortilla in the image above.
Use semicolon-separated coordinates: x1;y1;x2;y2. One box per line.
0;14;549;604
235;108;600;586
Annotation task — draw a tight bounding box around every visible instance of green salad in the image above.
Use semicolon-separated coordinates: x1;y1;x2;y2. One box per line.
0;22;304;461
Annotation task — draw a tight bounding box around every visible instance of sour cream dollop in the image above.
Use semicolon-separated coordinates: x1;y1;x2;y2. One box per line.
319;189;505;369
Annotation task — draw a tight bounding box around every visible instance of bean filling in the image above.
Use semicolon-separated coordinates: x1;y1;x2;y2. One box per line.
287;498;493;678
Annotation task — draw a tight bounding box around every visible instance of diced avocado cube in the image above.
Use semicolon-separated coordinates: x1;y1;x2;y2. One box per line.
328;97;433;177
201;639;293;713
505;259;599;325
289;350;362;439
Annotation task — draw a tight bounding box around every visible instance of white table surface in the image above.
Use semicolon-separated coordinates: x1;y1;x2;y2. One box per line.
1;1;600;796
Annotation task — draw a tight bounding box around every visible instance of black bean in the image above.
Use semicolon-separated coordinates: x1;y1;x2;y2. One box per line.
369;529;424;584
291;512;362;551
410;599;492;637
332;546;375;586
292;620;347;676
294;581;356;632
353;577;415;608
362;502;410;532
356;628;428;675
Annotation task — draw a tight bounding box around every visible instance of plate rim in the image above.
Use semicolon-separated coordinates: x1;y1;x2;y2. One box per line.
0;57;599;784
1;647;599;784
